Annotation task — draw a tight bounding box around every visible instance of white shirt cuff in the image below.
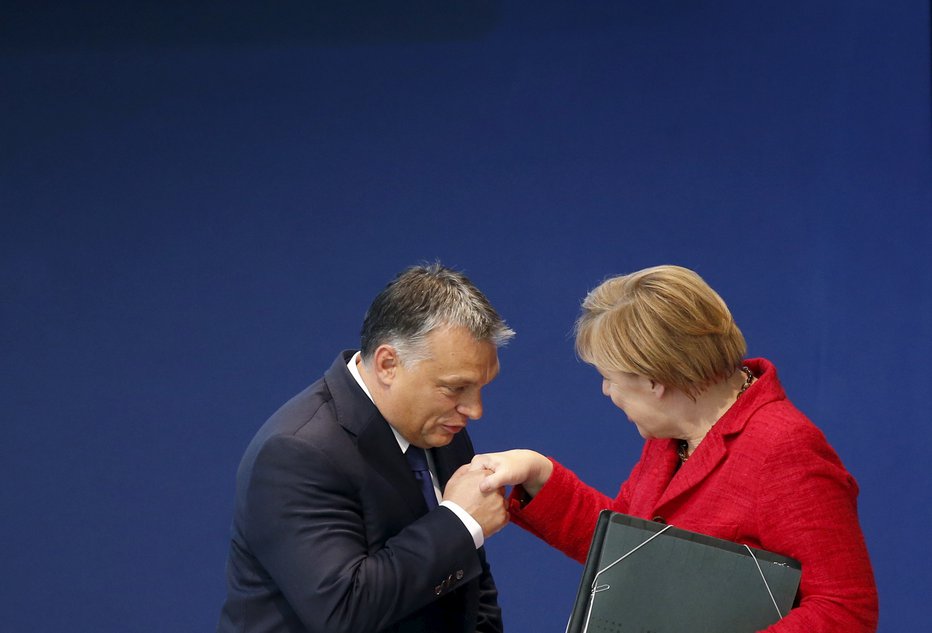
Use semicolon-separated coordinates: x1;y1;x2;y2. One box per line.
440;500;484;549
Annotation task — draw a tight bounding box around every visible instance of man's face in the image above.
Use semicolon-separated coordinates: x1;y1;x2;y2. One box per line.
381;326;500;448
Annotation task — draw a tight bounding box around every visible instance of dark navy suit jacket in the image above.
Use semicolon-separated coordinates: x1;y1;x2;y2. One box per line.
217;351;503;633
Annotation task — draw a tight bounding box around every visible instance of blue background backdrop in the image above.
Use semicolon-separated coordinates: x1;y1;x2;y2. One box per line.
2;1;930;631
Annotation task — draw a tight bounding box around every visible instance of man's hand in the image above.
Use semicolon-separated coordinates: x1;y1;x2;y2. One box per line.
443;465;508;538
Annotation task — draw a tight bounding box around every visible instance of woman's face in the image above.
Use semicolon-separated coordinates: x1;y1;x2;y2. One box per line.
599;368;673;440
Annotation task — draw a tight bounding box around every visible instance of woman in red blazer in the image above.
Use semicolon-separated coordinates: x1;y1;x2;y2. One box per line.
473;265;878;633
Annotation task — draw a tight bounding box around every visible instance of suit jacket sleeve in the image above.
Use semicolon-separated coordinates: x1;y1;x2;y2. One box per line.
452;431;504;633
474;545;503;633
243;433;487;633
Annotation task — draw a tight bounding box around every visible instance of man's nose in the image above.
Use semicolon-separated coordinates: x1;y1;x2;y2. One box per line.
457;391;483;420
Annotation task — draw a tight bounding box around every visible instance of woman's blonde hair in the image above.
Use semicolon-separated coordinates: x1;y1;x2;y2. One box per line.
575;265;746;398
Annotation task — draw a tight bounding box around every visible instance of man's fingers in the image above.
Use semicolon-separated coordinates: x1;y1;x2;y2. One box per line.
479;472;503;493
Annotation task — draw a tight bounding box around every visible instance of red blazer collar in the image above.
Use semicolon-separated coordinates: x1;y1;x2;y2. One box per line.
652;358;785;511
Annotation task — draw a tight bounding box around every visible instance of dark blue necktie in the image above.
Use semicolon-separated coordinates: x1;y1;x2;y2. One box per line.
405;446;438;509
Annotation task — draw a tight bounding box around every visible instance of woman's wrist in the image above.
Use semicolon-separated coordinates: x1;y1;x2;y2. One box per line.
521;453;553;498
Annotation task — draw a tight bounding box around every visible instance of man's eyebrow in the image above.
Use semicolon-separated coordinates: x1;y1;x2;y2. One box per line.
438;375;475;384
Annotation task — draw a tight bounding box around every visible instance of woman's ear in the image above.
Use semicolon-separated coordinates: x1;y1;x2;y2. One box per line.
650;380;666;398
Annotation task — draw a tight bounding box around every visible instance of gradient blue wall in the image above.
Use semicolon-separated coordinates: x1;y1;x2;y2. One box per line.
2;1;930;631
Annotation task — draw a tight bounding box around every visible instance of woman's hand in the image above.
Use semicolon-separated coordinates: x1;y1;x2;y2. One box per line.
470;450;554;498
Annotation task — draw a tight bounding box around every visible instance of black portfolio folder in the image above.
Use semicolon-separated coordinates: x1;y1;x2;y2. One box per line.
566;511;801;633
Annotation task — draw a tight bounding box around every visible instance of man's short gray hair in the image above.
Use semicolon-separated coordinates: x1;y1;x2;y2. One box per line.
360;263;514;366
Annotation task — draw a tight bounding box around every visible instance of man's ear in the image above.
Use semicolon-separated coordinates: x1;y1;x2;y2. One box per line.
372;344;400;385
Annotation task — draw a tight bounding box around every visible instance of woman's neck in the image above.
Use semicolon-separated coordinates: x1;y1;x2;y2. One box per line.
677;367;753;455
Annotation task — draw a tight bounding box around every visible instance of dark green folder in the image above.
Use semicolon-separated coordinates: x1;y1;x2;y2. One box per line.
566;511;801;633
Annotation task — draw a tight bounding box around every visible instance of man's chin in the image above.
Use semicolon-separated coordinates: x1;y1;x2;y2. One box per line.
427;427;461;446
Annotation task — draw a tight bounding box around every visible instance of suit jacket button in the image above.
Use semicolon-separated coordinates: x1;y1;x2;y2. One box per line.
455;569;464;580
652;515;666;524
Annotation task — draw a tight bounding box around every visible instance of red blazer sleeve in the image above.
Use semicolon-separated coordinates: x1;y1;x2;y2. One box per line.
508;456;641;563
753;424;878;633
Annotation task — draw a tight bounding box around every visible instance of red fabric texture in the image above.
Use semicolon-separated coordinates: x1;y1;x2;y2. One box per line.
509;358;878;633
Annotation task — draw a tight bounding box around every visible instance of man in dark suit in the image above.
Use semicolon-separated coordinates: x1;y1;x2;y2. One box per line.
217;263;514;633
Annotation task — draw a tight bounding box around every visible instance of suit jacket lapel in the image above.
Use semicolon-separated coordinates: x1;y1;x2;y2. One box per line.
325;351;427;517
357;413;430;516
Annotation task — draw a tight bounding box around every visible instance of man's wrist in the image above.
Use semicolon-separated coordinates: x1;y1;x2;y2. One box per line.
440;500;484;549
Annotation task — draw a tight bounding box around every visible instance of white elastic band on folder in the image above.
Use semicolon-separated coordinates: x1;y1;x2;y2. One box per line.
581;523;675;633
743;544;785;620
